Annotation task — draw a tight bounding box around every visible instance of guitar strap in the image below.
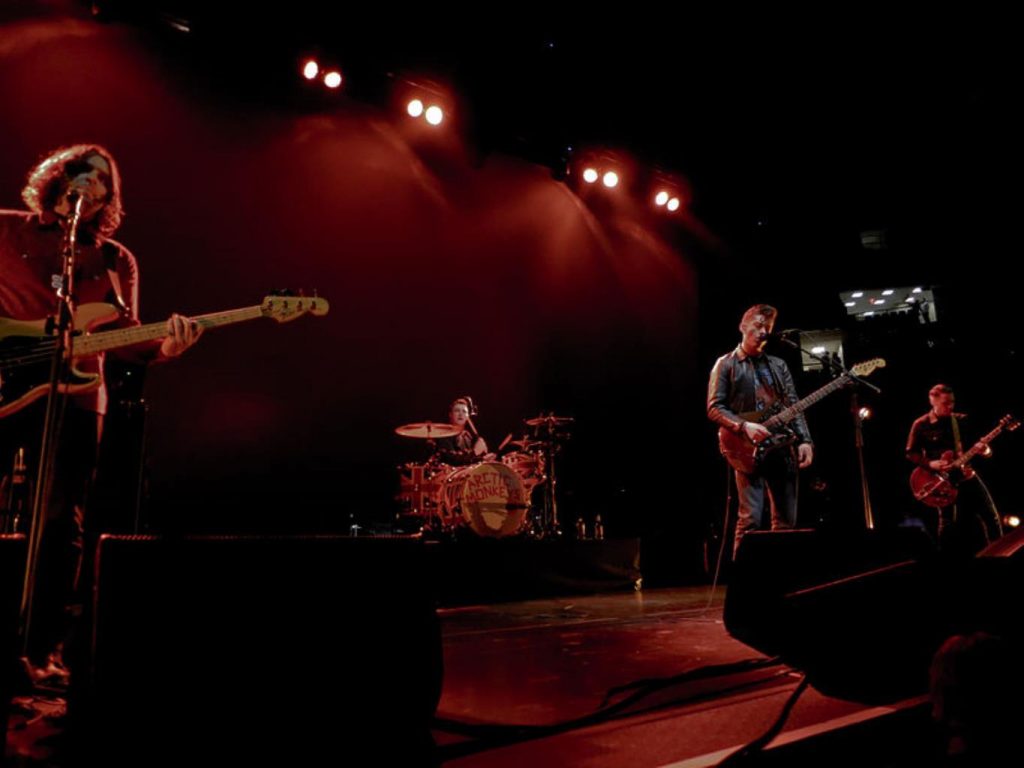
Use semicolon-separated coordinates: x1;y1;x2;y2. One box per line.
101;242;130;316
951;413;963;456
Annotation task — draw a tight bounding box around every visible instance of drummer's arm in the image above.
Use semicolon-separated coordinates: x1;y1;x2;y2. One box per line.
473;436;489;456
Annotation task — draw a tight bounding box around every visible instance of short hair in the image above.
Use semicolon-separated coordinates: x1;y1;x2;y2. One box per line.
929;383;954;398
740;304;778;327
22;143;124;239
450;398;470;412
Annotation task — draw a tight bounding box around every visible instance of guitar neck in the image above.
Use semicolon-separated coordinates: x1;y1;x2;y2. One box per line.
75;305;265;356
953;424;1005;468
762;374;850;430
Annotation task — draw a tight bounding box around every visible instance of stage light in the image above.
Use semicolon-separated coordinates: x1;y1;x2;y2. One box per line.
425;105;444;126
602;171;619;188
655;191;669;206
323;71;343;89
302;60;319;80
666;197;680;212
407;99;424;118
582;168;599;183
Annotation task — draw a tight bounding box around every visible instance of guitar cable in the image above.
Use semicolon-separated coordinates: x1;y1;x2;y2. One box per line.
701;462;734;616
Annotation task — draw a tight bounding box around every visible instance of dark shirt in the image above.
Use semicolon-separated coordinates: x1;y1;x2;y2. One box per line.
906;412;962;467
432;430;478;466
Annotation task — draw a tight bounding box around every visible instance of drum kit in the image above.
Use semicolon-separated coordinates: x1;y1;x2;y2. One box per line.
395;413;573;539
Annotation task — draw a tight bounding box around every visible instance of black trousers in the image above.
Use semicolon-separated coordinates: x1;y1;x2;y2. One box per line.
1;400;101;666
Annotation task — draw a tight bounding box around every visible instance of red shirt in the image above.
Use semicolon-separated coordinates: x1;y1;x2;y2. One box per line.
0;209;140;414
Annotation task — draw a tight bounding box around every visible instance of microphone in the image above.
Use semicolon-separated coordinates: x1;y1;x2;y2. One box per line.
464;396;478;416
64;180;97;208
767;328;801;340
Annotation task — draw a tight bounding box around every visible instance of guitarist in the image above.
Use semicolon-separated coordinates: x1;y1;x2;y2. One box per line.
0;144;202;687
905;384;996;553
708;304;813;558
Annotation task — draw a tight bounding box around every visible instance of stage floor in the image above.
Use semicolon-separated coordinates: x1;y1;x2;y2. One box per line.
433;586;930;767
6;585;937;766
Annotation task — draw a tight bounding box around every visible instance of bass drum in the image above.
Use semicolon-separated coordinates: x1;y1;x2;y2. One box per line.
442;462;529;537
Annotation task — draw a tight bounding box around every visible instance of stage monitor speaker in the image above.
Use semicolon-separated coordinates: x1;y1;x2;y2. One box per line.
80;535;442;764
734;528;1024;704
1;535;27;754
978;525;1024;558
724;527;934;656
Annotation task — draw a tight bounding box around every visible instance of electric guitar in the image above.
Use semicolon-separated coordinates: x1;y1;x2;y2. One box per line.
910;414;1019;507
0;293;329;418
718;358;886;474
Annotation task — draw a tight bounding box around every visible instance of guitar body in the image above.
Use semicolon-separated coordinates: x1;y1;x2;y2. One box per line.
0;303;122;418
718;409;799;474
909;466;959;508
909;450;974;508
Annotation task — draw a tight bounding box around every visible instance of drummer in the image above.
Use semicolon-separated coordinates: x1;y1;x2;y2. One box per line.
433;397;494;465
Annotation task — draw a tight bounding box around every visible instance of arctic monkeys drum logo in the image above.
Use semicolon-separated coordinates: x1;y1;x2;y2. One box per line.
463;467;523;504
446;462;529;537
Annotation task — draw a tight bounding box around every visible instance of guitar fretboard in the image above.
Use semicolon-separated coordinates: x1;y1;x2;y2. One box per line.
762;374;851;430
951;421;1010;469
76;306;264;356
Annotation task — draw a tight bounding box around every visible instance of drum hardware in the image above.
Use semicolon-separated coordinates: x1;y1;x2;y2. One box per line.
522;413;573;538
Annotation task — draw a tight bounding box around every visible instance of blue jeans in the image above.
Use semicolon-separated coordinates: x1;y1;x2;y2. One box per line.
733;449;798;557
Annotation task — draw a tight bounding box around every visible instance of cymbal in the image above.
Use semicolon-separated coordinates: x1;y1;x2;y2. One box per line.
507;438;543;451
524;414;574;427
395;422;462;439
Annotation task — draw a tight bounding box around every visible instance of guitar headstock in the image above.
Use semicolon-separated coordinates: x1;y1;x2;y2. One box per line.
999;414;1020;432
850;358;886;377
261;293;330;323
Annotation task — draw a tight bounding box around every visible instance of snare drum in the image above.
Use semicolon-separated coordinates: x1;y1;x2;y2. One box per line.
441;461;529;537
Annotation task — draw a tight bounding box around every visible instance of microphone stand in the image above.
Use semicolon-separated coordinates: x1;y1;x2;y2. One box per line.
774;334;881;530
20;195;84;656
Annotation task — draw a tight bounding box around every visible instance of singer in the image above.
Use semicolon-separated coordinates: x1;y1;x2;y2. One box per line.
707;304;814;557
0;144;202;689
432;396;492;465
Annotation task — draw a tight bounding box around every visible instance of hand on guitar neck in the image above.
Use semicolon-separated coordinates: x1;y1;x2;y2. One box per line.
159;312;204;359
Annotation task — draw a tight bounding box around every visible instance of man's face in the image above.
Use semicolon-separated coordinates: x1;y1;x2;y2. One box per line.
52;153;111;222
450;403;470;426
740;313;774;355
931;392;955;418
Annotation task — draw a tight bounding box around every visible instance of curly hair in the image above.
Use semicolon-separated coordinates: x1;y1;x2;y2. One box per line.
21;143;124;238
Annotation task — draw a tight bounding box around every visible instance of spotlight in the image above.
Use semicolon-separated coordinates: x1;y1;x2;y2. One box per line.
302;60;319;80
858;406;873;421
666;197;681;212
1005;515;1021;529
582;168;599;184
323;71;343;89
602;171;619;188
407;99;424;118
655;191;669;206
425;105;444;126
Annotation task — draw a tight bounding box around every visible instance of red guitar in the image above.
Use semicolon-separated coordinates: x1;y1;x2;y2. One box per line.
910;414;1019;507
718;358;886;474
